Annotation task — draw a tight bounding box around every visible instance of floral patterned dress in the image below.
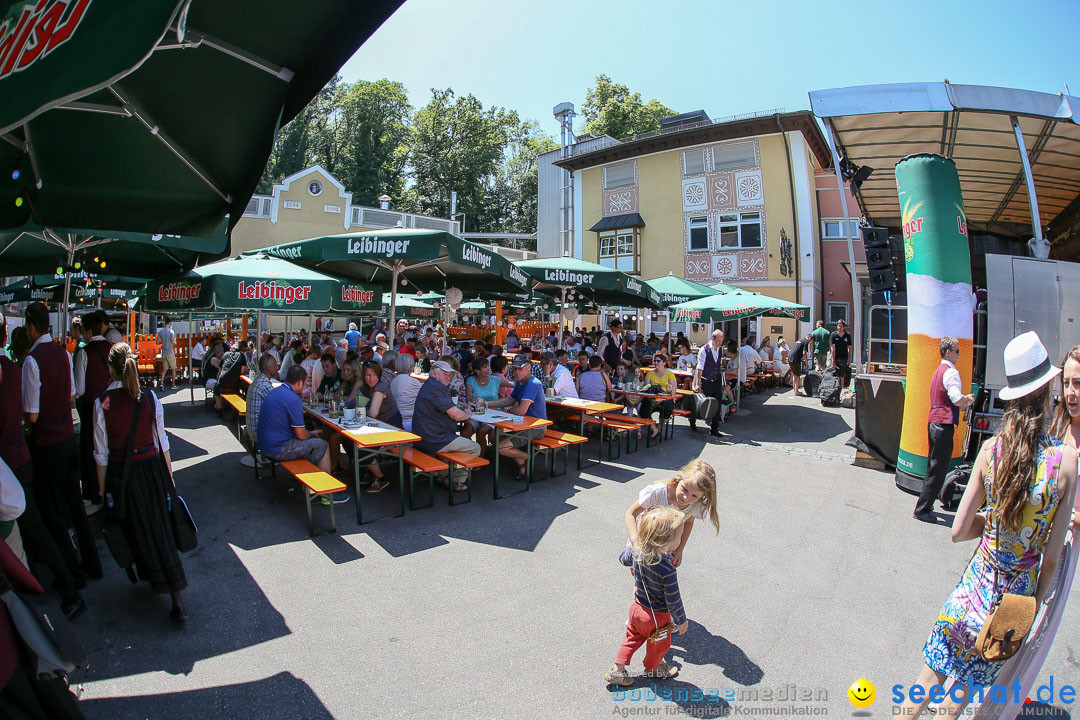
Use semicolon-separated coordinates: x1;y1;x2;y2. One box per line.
923;435;1065;684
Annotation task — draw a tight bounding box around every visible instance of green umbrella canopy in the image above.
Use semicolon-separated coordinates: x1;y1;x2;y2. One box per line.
514;256;661;309
670;290;809;323
252;229;532;295
646;273;718;305
0;216;228;277
707;282;745;294
378;293;439;321
144;254;382;314
0;0;403;237
0;278;142;303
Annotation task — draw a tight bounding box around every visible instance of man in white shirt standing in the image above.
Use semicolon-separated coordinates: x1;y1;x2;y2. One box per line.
913;336;974;523
157;317;177;388
692;329;727;436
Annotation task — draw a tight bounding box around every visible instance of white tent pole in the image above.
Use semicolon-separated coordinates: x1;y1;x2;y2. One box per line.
736;321;742;411
822;121;862;377
388;264;400;346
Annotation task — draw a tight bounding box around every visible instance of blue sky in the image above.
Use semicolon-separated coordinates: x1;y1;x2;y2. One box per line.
341;0;1079;138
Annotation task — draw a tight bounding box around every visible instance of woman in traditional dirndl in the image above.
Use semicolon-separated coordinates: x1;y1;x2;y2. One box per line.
93;343;187;622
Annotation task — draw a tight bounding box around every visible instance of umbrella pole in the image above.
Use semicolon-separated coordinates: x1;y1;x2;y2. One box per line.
388;264;400;346
736;322;742;413
61;240;74;343
179;311;198;407
559;287;567;349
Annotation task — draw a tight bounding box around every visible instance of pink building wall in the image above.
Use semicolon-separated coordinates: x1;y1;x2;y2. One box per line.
815;171;865;325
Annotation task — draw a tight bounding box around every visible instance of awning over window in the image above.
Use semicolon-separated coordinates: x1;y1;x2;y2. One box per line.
589;213;646;232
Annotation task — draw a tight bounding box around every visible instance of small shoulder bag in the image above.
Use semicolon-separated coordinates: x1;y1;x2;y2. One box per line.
976;445;1044;662
632;555;677;644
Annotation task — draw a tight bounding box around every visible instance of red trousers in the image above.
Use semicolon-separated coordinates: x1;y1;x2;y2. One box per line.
615;600;671;671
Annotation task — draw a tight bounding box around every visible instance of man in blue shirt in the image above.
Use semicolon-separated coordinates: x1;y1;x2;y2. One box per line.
257;365;348;503
493;355;548;482
345;322;362;352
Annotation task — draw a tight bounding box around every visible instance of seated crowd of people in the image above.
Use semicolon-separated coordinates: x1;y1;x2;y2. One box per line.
236;318;817;502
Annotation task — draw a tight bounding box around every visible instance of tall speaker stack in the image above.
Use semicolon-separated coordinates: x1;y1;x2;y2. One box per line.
862;226;905;292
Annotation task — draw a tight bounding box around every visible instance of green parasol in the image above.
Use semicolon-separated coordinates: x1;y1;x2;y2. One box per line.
0;0;403;237
646;273;719;305
670;290;808;324
513;255;661;347
144;254;381;314
251;228;532;343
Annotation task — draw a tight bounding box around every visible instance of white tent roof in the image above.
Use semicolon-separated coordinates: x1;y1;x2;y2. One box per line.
809;82;1080;237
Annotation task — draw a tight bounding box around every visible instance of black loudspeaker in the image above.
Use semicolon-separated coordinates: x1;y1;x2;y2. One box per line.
861;226;889;248
869;268;896;292
866;246;892;270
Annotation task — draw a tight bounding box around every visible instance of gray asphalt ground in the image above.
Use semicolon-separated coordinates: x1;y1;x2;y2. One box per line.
66;384;1080;719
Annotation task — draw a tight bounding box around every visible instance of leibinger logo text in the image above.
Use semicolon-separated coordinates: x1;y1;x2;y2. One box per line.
544;269;594;285
237;281;311;305
461;244;492;269
346;236;412;258
625;277;642;293
158;282;202;304
509;265;528;287
341;286;375;305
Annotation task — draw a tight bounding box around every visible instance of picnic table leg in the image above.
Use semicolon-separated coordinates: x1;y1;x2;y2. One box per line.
492;426;501;500
577;412;586;469
353;444;363;525
396;444;406;518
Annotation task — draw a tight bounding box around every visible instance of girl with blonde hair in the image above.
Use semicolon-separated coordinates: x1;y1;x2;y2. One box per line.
624;459;719;567
605;506;689;686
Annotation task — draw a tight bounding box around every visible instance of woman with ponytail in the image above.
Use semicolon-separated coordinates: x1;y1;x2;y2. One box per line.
92;343;187;622
899;333;1076;718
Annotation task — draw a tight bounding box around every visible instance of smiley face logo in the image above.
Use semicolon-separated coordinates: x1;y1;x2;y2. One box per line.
848;678;876;709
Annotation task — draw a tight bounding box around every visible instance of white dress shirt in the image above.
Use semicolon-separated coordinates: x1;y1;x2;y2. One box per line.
191;341;206;363
0;456;26;521
941;359;964;404
696;343;724;379
92;382;169;467
22;333;75;414
73;334;107;398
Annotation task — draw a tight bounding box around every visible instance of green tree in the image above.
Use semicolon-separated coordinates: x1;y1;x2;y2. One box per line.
256;77;341;193
484;120;557;243
409;88;516;230
332;79;412;206
581;74;674;140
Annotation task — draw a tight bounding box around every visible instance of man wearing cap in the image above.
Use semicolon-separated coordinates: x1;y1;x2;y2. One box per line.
412;360;480;492
21;302;101;583
597;319;624;372
489;355;548;482
913;336;974;523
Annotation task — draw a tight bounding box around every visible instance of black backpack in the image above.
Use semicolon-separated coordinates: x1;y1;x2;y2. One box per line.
818;367;842;407
939;463;973;511
802;369;822;397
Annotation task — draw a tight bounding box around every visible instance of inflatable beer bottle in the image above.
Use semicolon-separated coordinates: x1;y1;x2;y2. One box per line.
894;154;973;485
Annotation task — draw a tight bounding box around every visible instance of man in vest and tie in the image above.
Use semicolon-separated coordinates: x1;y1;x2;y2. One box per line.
596;318;624;373
693;329;730;437
21;303;102;581
74;310;112;505
913;336;974;523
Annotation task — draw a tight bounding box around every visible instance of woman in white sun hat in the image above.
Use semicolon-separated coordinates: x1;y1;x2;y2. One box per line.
899;331;1077;718
969;343;1080;720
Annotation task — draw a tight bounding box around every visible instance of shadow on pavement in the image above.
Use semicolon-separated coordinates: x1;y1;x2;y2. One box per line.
80;672;333;720
669;619;764;686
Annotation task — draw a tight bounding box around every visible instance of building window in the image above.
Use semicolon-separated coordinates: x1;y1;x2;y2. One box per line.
822;219;860;238
717;212;761;249
604;162;635;189
307;180;323;196
687;216;708;252
599;229;639;273
712;141;757;170
826;302;850;326
682;149;705;175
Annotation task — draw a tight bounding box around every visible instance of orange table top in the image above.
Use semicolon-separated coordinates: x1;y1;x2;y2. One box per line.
489;416;552;432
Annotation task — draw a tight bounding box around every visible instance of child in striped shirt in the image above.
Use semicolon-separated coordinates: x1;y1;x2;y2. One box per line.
605;506;688;686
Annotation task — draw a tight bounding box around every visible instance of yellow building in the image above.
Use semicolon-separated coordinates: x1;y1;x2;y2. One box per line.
540;110;834;345
231;165;462;257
